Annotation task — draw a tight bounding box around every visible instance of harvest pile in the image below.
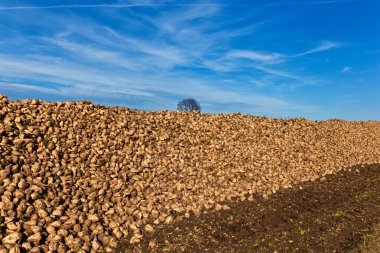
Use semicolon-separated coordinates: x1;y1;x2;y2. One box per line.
1;94;380;252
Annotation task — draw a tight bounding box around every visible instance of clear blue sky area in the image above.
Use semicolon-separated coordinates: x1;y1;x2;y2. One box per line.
0;0;379;120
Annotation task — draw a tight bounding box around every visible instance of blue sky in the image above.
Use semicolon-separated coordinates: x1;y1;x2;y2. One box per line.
0;0;379;120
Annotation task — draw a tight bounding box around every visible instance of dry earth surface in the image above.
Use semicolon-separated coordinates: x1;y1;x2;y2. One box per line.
354;223;380;253
1;94;380;252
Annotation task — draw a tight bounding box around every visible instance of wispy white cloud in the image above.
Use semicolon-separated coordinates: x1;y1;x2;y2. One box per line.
0;53;298;112
0;0;361;11
341;66;352;73
0;3;222;11
102;27;190;68
222;40;341;85
267;0;364;7
253;66;319;84
293;41;340;57
152;4;220;33
0;0;348;11
0;54;155;97
0;4;145;10
227;50;284;64
0;82;61;94
46;38;140;70
251;78;273;88
0;0;327;117
200;60;236;72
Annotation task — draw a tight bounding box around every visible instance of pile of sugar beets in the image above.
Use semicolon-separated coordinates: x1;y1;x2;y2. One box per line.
1;94;380;252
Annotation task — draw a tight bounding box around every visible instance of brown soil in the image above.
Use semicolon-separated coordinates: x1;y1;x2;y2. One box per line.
352;222;380;253
118;164;380;253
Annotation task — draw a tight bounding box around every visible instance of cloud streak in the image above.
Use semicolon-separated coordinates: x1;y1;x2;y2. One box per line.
293;41;340;57
0;0;346;118
0;3;222;11
227;50;284;64
253;66;319;85
341;66;352;73
223;40;340;84
0;4;147;10
0;0;353;11
266;0;365;8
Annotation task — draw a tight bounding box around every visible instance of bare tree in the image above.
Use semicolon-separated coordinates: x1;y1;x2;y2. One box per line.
177;98;201;112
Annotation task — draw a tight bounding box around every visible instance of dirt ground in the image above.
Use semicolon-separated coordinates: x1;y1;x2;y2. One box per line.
117;164;380;253
353;222;380;253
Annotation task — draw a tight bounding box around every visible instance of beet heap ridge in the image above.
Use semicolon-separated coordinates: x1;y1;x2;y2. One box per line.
1;94;380;252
